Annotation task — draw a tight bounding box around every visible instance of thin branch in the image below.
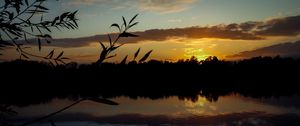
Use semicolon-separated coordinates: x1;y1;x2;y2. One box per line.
20;99;85;126
9;1;39;22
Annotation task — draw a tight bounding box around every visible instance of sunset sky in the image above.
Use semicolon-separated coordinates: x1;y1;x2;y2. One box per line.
2;0;300;63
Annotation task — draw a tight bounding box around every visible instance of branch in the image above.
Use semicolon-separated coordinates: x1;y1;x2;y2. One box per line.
20;99;85;126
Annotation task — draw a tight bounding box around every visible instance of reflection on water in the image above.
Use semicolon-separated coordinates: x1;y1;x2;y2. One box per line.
10;95;300;126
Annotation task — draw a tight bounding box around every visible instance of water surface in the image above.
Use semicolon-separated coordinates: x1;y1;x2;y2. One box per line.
10;94;300;126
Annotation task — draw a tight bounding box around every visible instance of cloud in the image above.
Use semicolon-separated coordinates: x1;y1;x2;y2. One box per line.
66;0;104;6
228;40;300;59
168;19;183;23
31;26;261;48
65;0;197;14
254;15;300;36
138;0;196;14
19;15;300;48
11;112;300;126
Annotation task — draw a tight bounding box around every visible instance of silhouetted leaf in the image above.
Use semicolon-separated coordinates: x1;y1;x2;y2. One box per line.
43;34;52;38
120;55;128;64
108;34;112;46
111;23;121;32
139;50;153;63
26;10;47;13
110;44;123;52
48;60;55;67
134;48;140;60
129;14;139;25
122;16;127;28
34;5;49;10
119;32;138;37
22;54;29;59
127;22;139;30
46;49;54;59
56;51;64;59
58;59;66;65
54;60;59;65
25;0;29;6
60;12;70;22
9;12;13;20
88;98;119;105
38;38;41;51
41;14;44;22
99;41;106;50
42;24;51;32
51;16;59;26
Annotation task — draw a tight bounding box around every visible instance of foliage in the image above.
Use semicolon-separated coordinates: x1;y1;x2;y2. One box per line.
0;0;78;65
97;14;153;65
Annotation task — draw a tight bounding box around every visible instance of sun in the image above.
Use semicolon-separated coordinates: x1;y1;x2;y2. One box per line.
184;48;211;61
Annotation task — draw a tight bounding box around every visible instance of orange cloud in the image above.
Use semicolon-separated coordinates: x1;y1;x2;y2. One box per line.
18;15;300;48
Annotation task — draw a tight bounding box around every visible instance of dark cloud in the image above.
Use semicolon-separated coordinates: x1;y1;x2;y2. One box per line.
255;15;300;36
20;15;300;48
228;41;300;59
11;112;300;126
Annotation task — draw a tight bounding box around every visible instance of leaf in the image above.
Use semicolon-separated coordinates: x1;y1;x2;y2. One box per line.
127;22;139;30
110;23;121;32
40;14;43;22
108;34;112;46
72;19;78;28
51;16;59;26
58;59;66;65
88;98;119;105
99;41;106;50
42;24;51;32
119;32;138;37
120;55;128;65
46;49;55;59
54;60;59;65
110;44;123;52
38;38;41;51
72;10;78;16
134;48;140;60
22;54;29;59
25;0;29;6
43;34;52;39
139;50;153;63
60;12;70;22
122;16;127;28
26;10;47;13
56;51;64;59
129;14;139;25
9;12;13;20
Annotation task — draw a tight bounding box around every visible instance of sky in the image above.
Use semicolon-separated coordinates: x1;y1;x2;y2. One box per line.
2;0;300;63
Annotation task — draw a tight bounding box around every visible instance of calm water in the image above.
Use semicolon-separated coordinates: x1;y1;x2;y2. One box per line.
10;95;300;126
